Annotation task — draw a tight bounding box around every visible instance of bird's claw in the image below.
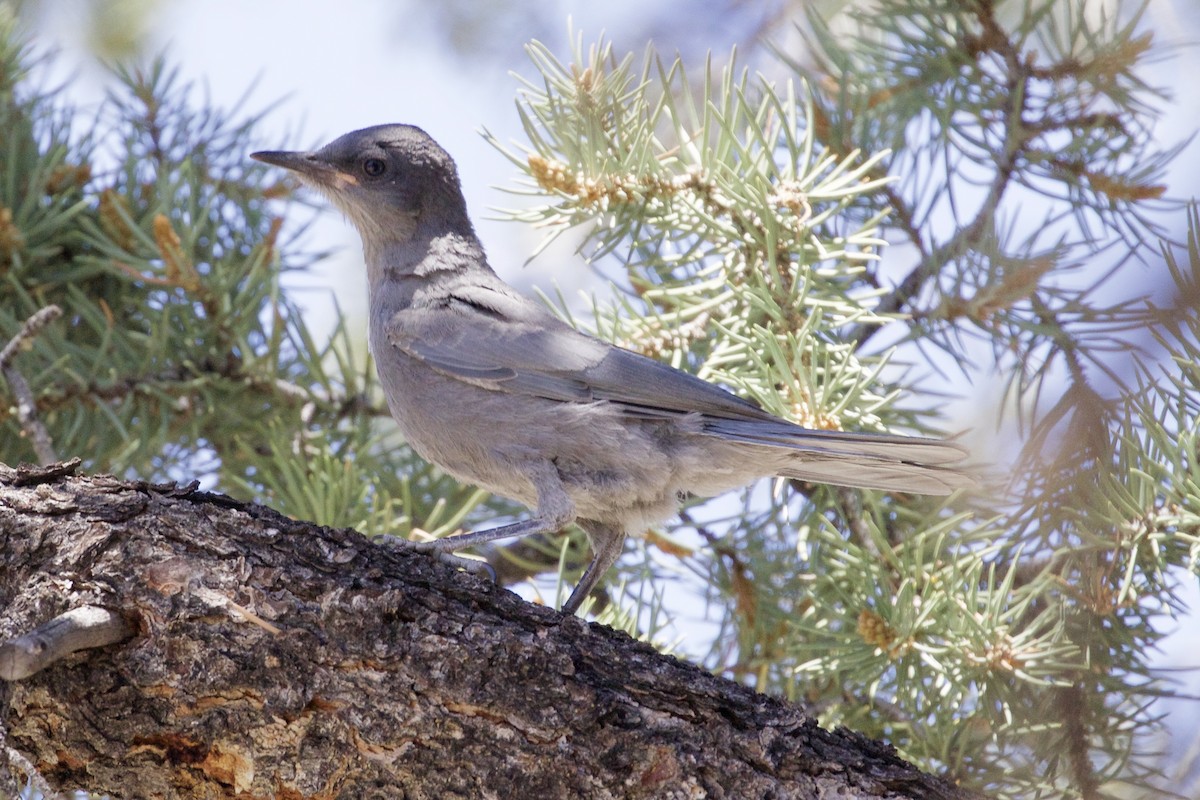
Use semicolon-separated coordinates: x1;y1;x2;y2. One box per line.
377;534;497;582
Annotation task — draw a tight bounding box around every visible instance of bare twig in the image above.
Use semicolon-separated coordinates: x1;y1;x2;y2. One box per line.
0;305;61;375
0;305;63;465
850;2;1031;349
1;457;82;486
0;605;134;681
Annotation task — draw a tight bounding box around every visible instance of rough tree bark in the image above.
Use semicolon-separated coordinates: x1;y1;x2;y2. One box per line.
0;461;983;800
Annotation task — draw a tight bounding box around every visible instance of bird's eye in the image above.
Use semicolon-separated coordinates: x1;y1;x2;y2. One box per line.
363;158;386;177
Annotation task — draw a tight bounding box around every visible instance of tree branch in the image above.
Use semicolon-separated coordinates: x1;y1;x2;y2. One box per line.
0;606;134;681
0;466;983;799
0;305;62;465
851;2;1034;349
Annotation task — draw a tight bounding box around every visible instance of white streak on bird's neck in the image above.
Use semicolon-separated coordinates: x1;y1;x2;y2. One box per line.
365;229;492;308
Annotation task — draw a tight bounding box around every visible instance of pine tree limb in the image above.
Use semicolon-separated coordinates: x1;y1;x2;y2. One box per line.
0;468;983;800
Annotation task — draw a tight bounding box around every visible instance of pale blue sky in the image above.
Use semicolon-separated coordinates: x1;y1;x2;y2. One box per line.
30;0;683;323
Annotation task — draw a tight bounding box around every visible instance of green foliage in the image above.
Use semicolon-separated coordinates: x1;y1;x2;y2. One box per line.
489;31;925;439
0;9;492;538
2;2;1198;799
485;2;1199;799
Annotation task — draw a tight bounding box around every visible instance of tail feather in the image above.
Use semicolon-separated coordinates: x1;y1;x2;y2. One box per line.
703;418;973;495
774;458;971;495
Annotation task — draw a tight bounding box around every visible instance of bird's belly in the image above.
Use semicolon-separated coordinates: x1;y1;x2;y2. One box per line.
371;349;698;525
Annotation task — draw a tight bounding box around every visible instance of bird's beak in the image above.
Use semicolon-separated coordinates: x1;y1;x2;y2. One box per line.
250;150;357;188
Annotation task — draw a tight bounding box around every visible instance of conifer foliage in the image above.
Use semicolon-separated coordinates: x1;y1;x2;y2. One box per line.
1;2;1198;798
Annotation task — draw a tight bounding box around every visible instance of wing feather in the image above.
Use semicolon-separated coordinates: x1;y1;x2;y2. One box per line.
385;283;969;483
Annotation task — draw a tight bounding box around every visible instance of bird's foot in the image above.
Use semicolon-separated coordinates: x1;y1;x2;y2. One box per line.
377;533;497;582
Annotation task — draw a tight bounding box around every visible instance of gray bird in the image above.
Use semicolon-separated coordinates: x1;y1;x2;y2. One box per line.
251;124;972;615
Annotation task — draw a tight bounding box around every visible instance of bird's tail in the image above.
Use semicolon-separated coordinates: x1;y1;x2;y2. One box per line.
702;418;973;495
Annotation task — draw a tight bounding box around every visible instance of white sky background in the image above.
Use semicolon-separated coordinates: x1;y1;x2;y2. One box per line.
28;0;637;319
18;0;1200;770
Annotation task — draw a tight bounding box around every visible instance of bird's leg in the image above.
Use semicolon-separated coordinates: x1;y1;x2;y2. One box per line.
418;460;574;550
386;515;569;581
414;515;568;551
561;520;627;615
404;461;590;605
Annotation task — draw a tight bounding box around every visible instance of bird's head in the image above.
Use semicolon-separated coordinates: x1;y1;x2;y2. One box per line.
251;124;472;251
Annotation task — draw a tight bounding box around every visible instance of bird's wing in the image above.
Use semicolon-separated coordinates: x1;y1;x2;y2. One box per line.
385;283;969;475
385;283;771;419
387;284;600;402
